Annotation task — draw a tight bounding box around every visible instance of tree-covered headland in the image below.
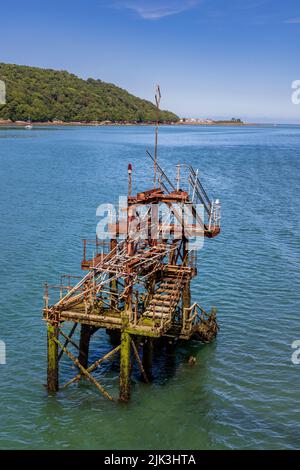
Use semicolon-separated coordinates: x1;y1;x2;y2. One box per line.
0;63;179;123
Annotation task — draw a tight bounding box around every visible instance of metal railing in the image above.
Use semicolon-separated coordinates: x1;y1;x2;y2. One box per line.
182;303;208;333
82;238;110;262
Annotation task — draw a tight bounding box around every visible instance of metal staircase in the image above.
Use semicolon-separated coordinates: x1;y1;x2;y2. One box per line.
142;264;192;328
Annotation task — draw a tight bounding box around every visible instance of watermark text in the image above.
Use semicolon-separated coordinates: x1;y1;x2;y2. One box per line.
0;340;6;365
0;80;6;104
291;80;300;105
96;198;207;251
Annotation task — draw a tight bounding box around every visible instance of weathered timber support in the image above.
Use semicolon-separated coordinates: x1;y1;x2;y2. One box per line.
58;323;77;361
182;238;191;311
53;337;113;401
142;337;153;381
110;239;118;310
47;323;59;392
182;279;191;312
106;328;121;346
78;324;91;369
62;344;121;389
145;272;156;309
131;338;149;383
119;330;131;402
119;248;133;402
165;337;176;354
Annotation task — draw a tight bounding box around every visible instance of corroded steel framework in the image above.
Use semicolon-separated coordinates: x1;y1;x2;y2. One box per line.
43;94;221;403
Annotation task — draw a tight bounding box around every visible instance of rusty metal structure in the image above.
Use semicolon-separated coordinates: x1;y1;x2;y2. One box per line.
43;89;221;402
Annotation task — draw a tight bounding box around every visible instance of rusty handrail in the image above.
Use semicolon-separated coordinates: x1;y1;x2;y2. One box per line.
183;302;210;332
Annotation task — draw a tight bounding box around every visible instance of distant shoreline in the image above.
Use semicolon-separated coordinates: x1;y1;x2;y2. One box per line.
0;119;282;127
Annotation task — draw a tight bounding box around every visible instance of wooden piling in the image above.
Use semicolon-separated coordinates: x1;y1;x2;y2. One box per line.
182;239;191;311
131;338;149;383
106;329;121;346
53;336;113;401
110;239;118;310
142;338;153;381
119;330;131;402
182;280;191;312
47;323;59;392
78;324;91;369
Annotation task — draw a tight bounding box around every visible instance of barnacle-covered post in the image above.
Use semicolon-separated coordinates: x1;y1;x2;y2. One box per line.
119;277;133;401
119;328;131;402
142;338;153;381
45;282;59;392
119;167;134;402
182;237;191;313
110;238;118;310
78;325;91;369
78;279;92;368
47;322;59;392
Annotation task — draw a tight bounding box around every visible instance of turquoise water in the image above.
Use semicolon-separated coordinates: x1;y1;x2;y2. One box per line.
0;124;299;450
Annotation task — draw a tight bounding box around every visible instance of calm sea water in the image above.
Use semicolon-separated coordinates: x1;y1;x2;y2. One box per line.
0;124;299;450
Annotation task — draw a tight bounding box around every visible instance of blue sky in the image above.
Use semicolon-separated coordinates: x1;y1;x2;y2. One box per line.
1;0;300;122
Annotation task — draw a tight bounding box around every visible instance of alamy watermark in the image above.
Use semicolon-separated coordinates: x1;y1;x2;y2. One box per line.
291;80;300;105
0;80;6;104
96;197;208;252
0;340;6;365
291;340;300;365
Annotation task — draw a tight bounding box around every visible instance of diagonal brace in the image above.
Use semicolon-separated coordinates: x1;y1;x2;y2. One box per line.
62;344;121;389
131;338;149;384
58;323;78;361
53;337;114;401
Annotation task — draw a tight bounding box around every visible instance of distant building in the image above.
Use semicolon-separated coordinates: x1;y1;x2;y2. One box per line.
179;117;214;125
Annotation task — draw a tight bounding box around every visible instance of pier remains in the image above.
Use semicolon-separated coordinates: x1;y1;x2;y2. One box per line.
43;88;221;402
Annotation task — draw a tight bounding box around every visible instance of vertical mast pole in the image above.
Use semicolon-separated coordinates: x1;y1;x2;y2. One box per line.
154;85;161;188
176;163;181;191
128;163;132;197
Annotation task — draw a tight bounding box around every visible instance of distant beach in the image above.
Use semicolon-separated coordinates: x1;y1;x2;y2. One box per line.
0;119;265;127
